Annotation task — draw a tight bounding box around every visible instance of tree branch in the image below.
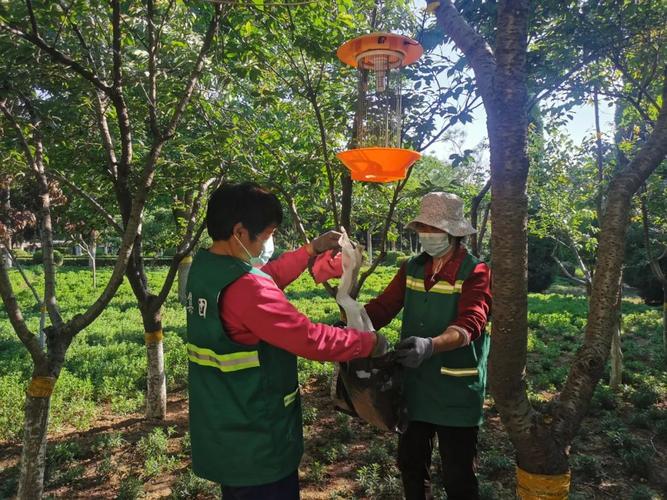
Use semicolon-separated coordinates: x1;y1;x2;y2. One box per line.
600;89;655;126
477;201;490;253
47;169;122;234
430;0;496;102
612;55;661;114
554;65;667;445
111;0;122;90
3;246;42;306
63;164;151;335
594;85;605;221
528;50;603;112
0;22;111;94
551;247;588;288
0;246;47;368
641;194;667;285
25;0;38;35
64;1;101;76
92;92;119;181
0;99;35;165
154;221;205;308
146;0;160;139
355;172;413;296
2;96;63;327
307;91;340;229
153;173;224;309
162;4;223;140
470;179;491;257
108;1;133;208
418;99;483;152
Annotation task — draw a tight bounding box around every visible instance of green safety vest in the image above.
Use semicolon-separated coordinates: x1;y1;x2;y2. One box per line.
401;251;490;427
186;249;303;487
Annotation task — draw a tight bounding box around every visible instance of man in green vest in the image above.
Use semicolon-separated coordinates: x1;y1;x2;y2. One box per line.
364;191;492;500
187;182;387;499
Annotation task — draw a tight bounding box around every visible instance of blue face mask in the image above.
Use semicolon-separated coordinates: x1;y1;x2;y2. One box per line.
418;232;452;257
235;234;274;267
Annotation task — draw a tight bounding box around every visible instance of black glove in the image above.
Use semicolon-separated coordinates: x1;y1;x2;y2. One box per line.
394;336;433;368
311;230;343;255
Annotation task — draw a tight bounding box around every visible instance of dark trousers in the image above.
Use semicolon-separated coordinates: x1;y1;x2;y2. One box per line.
398;421;479;500
221;470;300;500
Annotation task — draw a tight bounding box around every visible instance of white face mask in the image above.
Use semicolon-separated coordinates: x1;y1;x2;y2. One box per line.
235;234;274;267
418;232;452;257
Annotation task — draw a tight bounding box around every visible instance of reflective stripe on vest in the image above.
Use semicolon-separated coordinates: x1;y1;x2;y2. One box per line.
405;276;464;295
187;343;260;372
440;367;479;377
283;387;299;407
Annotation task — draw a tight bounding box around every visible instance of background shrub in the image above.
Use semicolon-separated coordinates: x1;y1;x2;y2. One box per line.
384;250;403;265
527;234;558;293
32;249;63;266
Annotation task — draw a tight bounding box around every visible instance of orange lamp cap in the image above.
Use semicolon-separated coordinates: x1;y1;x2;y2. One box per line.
337;32;423;68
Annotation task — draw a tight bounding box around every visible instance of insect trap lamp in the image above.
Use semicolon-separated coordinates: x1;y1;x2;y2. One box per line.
336;33;423;183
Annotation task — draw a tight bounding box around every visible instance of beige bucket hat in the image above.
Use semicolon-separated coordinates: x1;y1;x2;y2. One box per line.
406;192;477;237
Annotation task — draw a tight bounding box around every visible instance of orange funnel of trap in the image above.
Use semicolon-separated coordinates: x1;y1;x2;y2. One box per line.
336;147;421;183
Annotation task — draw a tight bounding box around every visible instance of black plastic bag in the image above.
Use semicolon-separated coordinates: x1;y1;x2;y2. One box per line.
332;352;407;433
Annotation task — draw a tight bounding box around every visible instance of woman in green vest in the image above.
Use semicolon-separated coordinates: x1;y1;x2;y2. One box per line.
365;192;492;500
187;182;387;500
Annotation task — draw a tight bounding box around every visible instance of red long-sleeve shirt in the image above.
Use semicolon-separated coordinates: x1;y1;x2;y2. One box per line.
364;246;492;341
219;246;376;361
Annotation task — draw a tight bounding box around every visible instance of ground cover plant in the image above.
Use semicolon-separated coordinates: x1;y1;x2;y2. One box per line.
0;266;665;498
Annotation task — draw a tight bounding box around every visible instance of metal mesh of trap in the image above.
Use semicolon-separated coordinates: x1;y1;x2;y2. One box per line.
355;51;404;149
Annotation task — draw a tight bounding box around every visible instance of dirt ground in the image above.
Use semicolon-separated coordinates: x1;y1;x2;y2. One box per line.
1;377;666;499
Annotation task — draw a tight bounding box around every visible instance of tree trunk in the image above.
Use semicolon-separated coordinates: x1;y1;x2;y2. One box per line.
470;180;491;257
477;0;569;476
609;319;623;389
39;304;46;350
663;284;667;359
17;393;51;500
1;179;14;268
594;85;605;218
177;255;192;306
88;234;97;288
143;305;166;420
90;255;97;289
126;245;167;421
1;249;11;269
366;228;373;260
341;174;353;233
554;69;667;447
0;181;11;260
609;280;623;391
477;202;491;257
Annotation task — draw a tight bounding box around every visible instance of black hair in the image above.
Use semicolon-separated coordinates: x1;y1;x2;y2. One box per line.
206;182;283;241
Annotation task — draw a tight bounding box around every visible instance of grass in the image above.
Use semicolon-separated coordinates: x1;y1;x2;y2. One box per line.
170;470;218;499
137;427;178;478
1;264;666;498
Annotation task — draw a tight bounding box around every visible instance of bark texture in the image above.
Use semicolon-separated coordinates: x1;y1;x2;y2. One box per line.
432;0;667;476
143;305;166;419
17;394;51;500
